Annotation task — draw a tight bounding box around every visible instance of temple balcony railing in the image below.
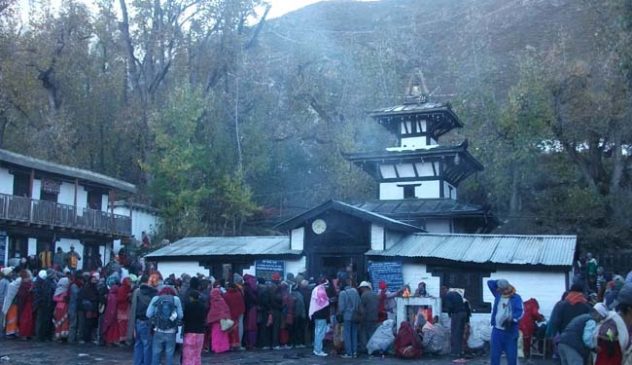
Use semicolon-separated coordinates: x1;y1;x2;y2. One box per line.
0;192;131;237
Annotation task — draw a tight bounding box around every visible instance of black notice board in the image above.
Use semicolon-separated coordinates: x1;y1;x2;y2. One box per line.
368;261;404;292
255;259;285;281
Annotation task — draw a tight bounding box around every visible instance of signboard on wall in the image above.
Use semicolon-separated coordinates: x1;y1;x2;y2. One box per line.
41;179;61;194
0;231;7;266
255;259;285;282
368;261;404;292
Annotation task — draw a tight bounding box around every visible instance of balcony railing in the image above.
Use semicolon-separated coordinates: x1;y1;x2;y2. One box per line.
0;192;131;236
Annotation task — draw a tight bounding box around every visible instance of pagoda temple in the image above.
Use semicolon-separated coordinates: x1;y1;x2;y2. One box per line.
344;83;495;233
147;77;576;324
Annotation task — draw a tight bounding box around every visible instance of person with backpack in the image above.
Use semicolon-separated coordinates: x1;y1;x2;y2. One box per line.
132;275;158;365
146;286;183;365
337;274;361;359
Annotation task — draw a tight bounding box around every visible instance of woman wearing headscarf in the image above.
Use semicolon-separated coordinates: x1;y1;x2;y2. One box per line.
33;269;54;341
593;302;627;365
2;273;21;337
102;274;121;345
117;277;132;343
378;281;388;322
519;298;544;357
223;282;246;350
309;278;332;357
394;321;423;359
0;268;11;333
53;277;70;340
206;288;231;353
242;274;258;350
17;270;36;339
279;282;294;349
79;273;100;343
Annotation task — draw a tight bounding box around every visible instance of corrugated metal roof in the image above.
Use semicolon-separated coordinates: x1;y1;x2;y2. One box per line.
0;148;136;193
366;233;576;267
145;236;300;258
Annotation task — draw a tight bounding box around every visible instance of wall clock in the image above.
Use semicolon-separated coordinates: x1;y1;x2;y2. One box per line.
311;219;327;235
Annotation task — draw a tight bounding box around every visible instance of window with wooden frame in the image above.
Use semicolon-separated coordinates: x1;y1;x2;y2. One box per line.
429;266;492;313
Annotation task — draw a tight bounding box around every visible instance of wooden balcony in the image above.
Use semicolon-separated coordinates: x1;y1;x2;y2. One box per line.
0;193;131;237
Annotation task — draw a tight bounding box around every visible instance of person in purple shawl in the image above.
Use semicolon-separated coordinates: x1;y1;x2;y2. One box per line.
243;274;259;349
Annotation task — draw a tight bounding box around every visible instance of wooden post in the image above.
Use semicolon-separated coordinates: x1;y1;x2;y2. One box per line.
109;190;115;233
28;169;34;198
28;169;34;222
74;179;78;225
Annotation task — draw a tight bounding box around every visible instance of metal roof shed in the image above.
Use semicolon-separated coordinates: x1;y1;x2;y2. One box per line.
366;233;577;269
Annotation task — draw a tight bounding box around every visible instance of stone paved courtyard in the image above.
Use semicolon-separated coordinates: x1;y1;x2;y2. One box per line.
0;339;555;365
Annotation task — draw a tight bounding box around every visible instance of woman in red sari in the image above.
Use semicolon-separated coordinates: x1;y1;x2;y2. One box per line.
102;275;121;345
394;321;423;359
223;283;245;350
117;277;132;343
17;270;35;339
53;277;70;340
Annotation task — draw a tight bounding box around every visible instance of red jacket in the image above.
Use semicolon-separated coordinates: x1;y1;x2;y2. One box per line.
519;298;544;337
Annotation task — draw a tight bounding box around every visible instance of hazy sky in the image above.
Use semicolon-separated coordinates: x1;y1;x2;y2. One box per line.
17;0;324;20
267;0;322;19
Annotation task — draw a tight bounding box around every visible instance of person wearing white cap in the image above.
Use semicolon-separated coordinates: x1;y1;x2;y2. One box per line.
592;301;628;364
558;303;607;365
488;279;523;365
357;281;378;353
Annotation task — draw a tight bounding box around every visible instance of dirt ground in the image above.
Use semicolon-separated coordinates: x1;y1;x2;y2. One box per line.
0;339;556;365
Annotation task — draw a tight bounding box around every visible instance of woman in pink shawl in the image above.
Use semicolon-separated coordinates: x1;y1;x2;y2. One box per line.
309;281;331;356
53;277;70;340
102;275;121;345
206;288;231;353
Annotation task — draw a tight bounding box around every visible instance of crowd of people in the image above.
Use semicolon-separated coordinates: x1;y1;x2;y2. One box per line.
2;248;632;365
0;252;436;365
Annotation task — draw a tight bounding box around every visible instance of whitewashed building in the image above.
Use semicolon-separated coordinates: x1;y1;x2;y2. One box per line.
0;149;141;269
112;201;162;254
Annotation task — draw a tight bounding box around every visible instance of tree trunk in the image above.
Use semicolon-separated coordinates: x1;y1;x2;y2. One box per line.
509;163;521;216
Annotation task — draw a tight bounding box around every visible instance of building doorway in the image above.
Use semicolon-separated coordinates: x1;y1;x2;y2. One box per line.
8;235;28;259
309;252;367;284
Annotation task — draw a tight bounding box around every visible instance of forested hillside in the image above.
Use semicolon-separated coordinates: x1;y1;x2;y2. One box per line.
0;0;630;249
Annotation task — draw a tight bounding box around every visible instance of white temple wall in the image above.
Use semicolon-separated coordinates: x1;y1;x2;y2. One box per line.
0;167;14;195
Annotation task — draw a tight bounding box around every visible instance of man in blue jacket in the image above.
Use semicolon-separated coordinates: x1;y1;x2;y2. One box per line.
488;279;523;365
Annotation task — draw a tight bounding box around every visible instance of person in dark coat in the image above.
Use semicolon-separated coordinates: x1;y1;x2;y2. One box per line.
33;270;55;341
441;285;467;359
79;273;100;343
358;281;379;353
182;289;207;365
558;304;605;365
290;284;306;348
549;284;590;336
